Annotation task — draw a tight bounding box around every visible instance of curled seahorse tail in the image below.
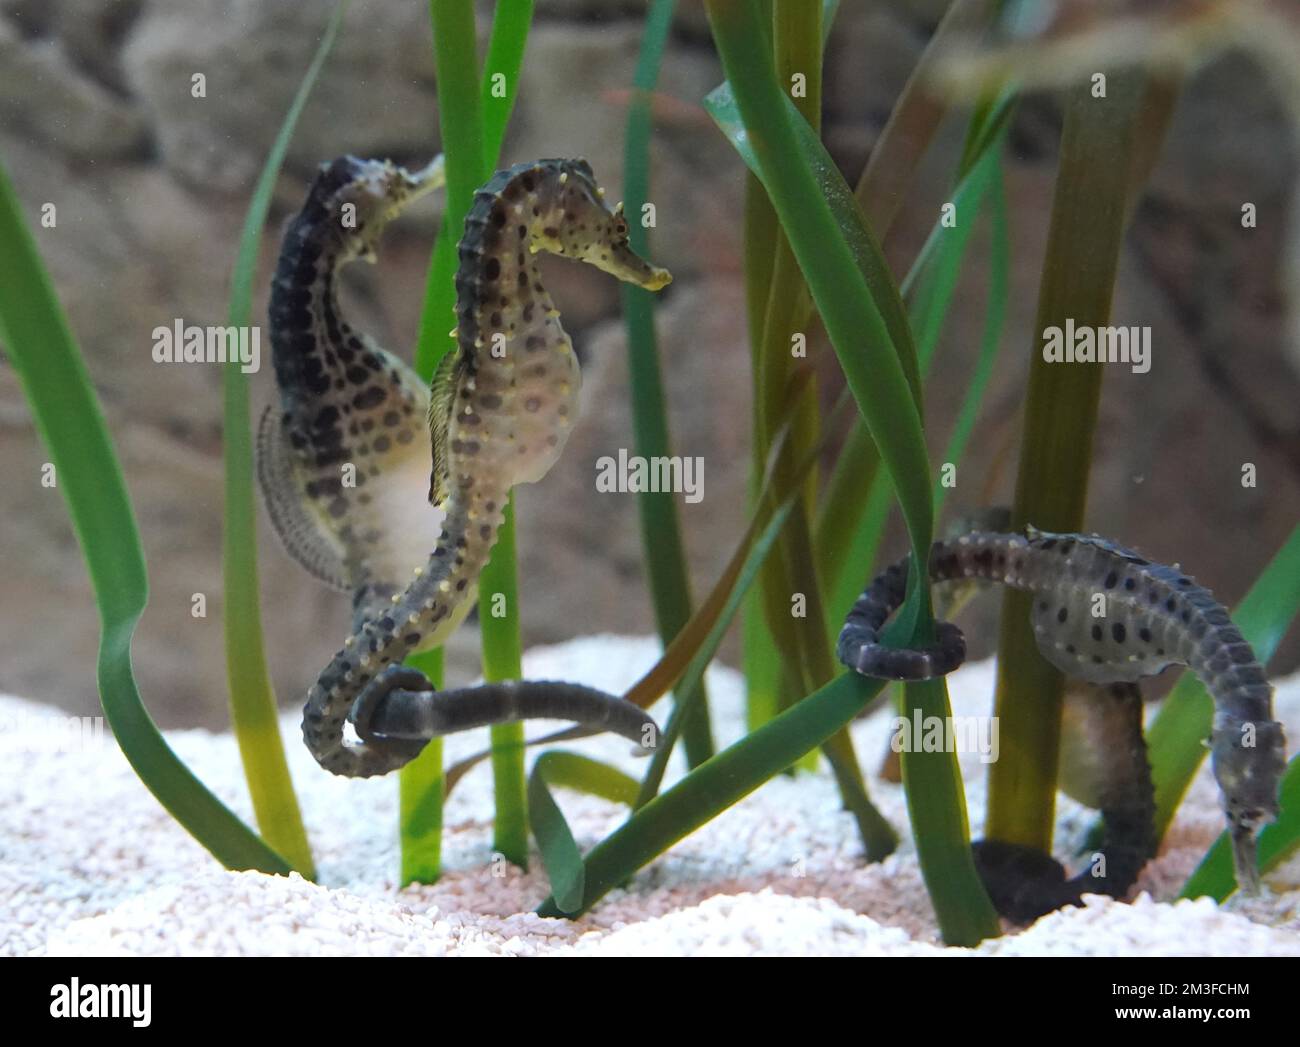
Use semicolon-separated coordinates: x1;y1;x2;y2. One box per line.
302;491;501;777
366;680;660;748
837;553;966;681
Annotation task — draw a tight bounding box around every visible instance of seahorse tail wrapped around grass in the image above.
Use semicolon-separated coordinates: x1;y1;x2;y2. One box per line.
837;527;1286;905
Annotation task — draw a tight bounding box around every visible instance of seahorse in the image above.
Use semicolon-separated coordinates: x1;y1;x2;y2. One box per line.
262;155;671;777
260;155;445;630
837;526;1286;919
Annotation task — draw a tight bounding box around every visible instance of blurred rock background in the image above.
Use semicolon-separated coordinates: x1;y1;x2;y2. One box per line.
0;0;1296;728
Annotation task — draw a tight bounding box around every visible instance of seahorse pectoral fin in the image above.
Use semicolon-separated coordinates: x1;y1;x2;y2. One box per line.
427;348;463;507
255;404;350;591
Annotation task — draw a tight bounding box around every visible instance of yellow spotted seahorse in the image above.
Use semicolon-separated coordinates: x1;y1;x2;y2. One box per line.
260;156;670;777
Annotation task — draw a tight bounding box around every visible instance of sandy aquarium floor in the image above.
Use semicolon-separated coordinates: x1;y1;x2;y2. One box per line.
3;634;1300;957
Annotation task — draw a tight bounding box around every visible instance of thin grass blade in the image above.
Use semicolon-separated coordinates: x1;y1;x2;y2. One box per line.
703;0;996;943
401;0;536;880
986;71;1150;851
529;751;641;914
220;0;353;880
622;0;715;767
0;166;288;873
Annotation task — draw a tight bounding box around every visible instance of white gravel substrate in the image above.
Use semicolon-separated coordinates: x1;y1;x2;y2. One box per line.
3;634;1299;957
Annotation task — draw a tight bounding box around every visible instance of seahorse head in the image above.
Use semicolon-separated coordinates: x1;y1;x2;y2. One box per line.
535;158;672;292
308;155;445;264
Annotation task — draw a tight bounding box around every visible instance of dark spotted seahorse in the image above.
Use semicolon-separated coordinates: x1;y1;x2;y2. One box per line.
262;156;671;777
261;155;445;628
837;526;1286;919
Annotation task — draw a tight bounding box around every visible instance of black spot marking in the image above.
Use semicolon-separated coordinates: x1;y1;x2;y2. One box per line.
313;405;340;429
1091;624;1103;642
1139;627;1152;643
1057;607;1068;624
1104;571;1118;589
1112;623;1126;643
353;386;385;410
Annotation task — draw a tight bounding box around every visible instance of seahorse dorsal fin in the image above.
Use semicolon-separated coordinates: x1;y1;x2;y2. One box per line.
255;404;350;590
427;349;463;507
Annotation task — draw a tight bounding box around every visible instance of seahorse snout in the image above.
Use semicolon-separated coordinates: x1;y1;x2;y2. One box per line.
595;238;673;291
